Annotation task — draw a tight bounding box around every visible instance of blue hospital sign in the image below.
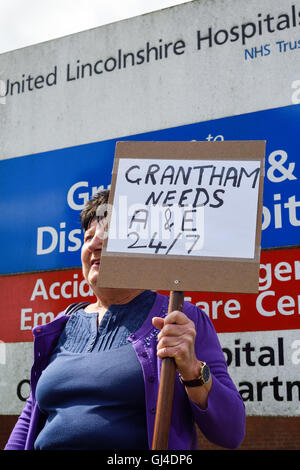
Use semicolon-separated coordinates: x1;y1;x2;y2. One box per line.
0;104;299;274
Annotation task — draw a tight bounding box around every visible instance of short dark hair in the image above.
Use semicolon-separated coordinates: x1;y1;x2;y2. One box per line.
80;189;110;231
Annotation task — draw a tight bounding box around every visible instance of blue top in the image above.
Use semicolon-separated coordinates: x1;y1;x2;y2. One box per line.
34;290;156;450
6;292;246;451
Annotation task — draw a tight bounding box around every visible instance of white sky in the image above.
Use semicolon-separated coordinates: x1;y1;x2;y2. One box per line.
0;0;191;54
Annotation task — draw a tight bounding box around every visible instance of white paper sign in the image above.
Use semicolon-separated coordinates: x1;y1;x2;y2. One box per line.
106;158;261;259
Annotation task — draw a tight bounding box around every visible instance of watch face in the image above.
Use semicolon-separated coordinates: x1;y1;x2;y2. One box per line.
202;364;211;383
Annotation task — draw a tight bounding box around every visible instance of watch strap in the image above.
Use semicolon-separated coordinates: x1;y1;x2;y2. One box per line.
179;362;209;388
179;375;205;387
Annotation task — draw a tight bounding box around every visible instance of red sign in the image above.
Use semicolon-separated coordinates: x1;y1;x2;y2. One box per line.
183;247;300;333
0;247;299;343
1;269;95;342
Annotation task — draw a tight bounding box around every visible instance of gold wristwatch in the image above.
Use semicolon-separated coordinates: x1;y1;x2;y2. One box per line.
179;362;211;387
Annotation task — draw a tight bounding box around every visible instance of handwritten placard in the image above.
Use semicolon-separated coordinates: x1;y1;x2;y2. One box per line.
106;158;260;259
98;141;265;293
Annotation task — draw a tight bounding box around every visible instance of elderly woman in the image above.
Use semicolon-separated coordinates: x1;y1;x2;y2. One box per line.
5;189;245;450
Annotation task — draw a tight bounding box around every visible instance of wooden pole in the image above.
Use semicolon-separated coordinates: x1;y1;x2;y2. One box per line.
152;290;185;450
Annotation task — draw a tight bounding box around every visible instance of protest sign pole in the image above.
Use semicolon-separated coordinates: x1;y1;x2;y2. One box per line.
152;290;185;450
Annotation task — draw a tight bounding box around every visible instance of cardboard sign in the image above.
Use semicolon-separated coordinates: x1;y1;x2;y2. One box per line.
98;141;265;293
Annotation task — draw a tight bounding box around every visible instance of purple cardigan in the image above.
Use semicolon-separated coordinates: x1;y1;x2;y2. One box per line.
5;293;245;450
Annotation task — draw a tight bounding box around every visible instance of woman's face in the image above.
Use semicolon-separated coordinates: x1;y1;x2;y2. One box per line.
81;217;107;287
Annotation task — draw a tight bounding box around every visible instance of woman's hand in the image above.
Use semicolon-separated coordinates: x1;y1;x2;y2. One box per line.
152;310;199;379
152;311;212;409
